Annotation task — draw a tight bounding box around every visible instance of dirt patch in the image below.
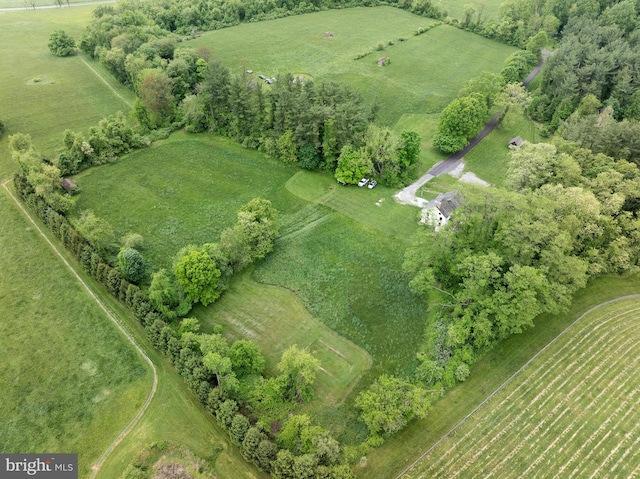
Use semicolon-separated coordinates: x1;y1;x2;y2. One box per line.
26;76;55;85
153;462;194;479
459;172;490;187
323;31;334;37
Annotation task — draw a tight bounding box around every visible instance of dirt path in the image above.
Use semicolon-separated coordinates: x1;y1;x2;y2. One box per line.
78;53;133;109
394;294;640;479
2;179;158;479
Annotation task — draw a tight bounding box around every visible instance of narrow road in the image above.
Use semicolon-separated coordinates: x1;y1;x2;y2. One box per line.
394;113;500;206
395;54;548;207
2;179;158;479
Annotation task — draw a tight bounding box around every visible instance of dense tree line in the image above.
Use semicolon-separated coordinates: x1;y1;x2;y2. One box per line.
405;139;640;388
74;1;423;187
531;14;640;136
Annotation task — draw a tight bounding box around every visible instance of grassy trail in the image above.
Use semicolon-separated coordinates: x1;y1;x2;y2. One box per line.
2;179;159;478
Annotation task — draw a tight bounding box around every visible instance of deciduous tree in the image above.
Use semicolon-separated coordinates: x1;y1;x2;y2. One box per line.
174;247;222;306
48;30;76;57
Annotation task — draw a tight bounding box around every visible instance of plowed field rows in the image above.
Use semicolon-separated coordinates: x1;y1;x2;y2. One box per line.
404;298;640;478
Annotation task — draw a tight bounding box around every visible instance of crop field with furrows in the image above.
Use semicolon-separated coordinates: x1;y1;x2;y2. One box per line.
403;298;640;479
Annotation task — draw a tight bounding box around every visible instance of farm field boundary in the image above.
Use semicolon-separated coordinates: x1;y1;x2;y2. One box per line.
1;180;158;478
399;294;640;478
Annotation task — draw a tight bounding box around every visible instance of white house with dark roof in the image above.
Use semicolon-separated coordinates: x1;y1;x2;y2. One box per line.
420;191;462;231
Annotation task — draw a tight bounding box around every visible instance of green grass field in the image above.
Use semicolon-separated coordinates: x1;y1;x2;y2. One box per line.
0;189;151;478
0;7;133;180
74;133;301;271
404;297;640;478
196;271;373;408
75;133;428;384
187;7;517;126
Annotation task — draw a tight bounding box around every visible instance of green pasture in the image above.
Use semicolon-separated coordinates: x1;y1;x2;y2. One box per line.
405;297;640;478
0;7;133;180
359;274;640;478
75;134;429;429
0;186;264;479
196;271;373;408
74;133;300;271
254;211;428;377
0;190;151;478
284;170;421;239
187;7;517;126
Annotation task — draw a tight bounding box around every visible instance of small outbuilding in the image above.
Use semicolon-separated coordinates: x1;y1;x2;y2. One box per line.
508;136;523;148
60;178;77;195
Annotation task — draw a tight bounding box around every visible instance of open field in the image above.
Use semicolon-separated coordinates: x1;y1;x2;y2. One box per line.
284;170;421;239
254;212;428;378
0;7;133;179
404;297;640;478
0;188;151;478
1;184;265;479
196;271;373;408
187;7;517;126
74;133;301;271
76;132;428;383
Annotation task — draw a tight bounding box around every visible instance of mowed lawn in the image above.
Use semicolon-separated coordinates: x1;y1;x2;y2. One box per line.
404;297;640;478
0;7;133;179
196;272;373;409
187;7;517;125
0;190;151;478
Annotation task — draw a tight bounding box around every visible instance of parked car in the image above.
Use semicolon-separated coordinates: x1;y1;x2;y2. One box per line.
358;178;370;187
367;179;377;189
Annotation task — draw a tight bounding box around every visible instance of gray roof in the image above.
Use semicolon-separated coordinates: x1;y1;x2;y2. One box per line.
435;191;462;219
508;136;523;147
